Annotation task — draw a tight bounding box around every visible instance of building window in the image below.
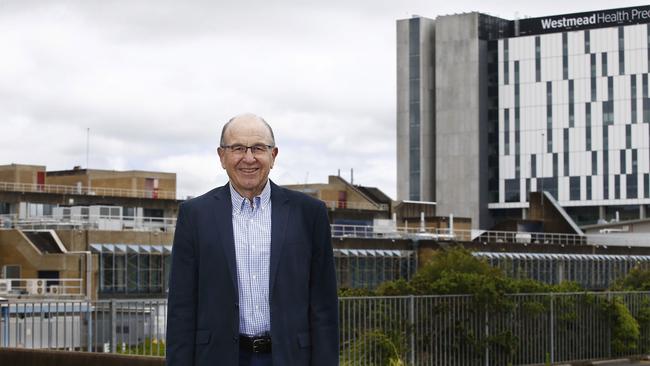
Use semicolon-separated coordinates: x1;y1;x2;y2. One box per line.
643;98;650;122
535;36;541;82
505;179;520;202
568;80;574;127
608;77;614;101
584;30;590;54
592;151;598;175
632;75;638;124
602;52;608;77
570;177;580;201
603;101;614;126
546;82;553;152
531;154;537;178
586;176;592;200
504;109;510;155
615;175;621;199
627;174;638;199
620;150;626;174
619;27;625;75
408;18;421;201
586;103;592;150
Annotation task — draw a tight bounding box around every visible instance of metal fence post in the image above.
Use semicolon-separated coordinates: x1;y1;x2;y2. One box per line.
110;299;117;353
549;294;555;363
485;306;489;366
0;299;8;347
607;292;612;358
87;301;92;352
409;295;415;366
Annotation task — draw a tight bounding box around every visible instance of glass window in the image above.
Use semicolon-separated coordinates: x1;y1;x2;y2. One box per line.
115;254;125;292
505;179;520;202
139;253;150;292
101;252;113;292
570;177;580;201
627;174;638;199
127;251;138;292
151;254;162;293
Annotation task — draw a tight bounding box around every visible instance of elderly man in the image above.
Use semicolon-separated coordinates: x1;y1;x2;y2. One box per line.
166;113;339;366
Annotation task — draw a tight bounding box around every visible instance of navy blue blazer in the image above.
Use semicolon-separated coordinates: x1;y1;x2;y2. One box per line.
166;181;339;366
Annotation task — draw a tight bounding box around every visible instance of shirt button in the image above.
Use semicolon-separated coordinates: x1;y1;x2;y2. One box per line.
233;336;238;343
252;275;257;280
255;305;259;310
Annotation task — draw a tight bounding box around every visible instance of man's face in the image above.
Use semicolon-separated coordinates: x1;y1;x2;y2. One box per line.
218;117;278;200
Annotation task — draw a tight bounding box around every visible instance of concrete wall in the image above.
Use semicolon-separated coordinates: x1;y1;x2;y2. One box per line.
396;17;436;202
0;164;46;184
0;230;81;282
434;13;490;229
284;176;385;209
46;169;176;196
396;18;410;201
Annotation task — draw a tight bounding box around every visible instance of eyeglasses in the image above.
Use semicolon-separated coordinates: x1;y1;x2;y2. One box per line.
220;144;274;156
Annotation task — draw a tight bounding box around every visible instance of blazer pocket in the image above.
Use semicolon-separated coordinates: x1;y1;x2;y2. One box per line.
195;329;211;345
297;332;311;348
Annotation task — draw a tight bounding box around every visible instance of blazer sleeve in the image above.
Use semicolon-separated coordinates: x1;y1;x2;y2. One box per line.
166;203;198;366
309;202;340;366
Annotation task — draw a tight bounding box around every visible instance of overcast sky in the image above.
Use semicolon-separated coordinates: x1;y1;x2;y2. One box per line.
0;0;644;200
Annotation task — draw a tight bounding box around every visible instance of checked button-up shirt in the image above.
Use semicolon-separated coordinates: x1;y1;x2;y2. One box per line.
229;181;272;336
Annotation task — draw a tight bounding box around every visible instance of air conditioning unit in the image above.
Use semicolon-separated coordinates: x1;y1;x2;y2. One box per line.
48;285;62;295
0;279;11;294
27;280;46;295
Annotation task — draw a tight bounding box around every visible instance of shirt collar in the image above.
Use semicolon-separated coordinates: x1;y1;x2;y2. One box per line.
229;180;271;214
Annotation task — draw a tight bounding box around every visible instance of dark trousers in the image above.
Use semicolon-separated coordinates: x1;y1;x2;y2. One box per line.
239;349;272;366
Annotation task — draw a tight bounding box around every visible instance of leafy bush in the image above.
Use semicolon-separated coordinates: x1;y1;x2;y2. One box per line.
609;296;640;354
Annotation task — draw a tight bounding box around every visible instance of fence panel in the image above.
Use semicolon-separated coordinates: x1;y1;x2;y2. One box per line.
4;293;650;365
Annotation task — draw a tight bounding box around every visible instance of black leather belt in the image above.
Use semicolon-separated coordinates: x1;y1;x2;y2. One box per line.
239;335;272;353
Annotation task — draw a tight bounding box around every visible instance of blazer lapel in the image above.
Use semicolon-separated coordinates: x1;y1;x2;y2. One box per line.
213;184;238;291
269;181;289;298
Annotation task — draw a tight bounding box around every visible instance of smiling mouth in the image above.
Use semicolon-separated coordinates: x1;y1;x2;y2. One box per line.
240;168;259;174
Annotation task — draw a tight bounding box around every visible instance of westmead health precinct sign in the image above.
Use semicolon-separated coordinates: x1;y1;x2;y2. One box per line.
516;5;650;36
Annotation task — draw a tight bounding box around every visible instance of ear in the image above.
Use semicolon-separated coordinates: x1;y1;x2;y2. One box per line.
270;147;278;169
217;147;227;169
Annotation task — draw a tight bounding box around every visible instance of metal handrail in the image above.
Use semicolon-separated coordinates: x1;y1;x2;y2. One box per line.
0;181;176;200
0;214;177;232
321;200;389;211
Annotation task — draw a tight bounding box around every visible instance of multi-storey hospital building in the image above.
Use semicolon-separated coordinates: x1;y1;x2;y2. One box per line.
397;5;650;228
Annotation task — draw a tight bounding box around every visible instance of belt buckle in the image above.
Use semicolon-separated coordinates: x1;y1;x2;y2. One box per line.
252;337;268;353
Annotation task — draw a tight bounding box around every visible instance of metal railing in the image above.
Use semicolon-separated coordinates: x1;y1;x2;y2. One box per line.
0;214;177;232
342;292;650;365
0;299;167;354
0;279;83;298
1;213;645;248
2;292;650;364
0;181;176;200
322;200;390;211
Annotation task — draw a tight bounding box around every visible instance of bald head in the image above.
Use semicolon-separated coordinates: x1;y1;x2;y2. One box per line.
220;113;275;147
